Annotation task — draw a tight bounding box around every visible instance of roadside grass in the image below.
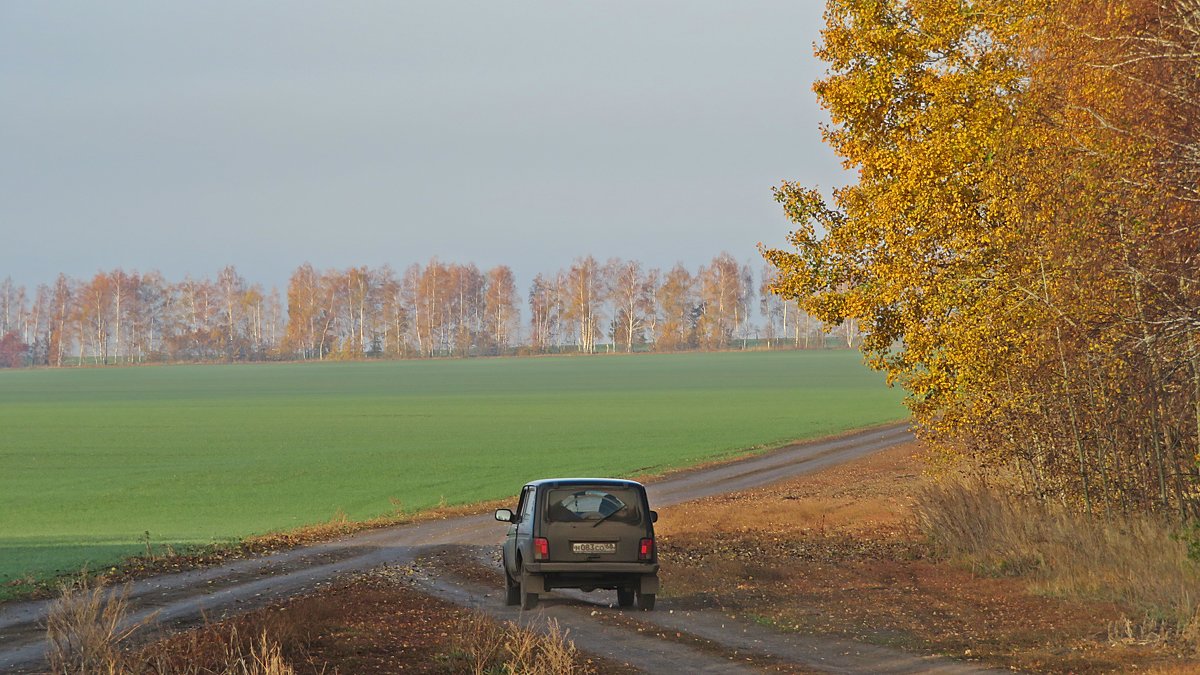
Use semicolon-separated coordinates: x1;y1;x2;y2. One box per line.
0;350;905;593
443;613;587;675
46;577;150;674
915;478;1200;651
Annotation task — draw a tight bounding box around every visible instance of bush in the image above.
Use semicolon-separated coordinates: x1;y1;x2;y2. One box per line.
0;331;28;368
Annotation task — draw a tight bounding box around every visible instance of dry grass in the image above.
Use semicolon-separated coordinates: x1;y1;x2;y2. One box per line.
447;612;590;675
915;477;1200;650
44;575;310;674
137;627;296;675
46;577;149;674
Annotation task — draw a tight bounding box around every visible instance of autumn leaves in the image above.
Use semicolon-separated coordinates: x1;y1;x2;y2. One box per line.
765;0;1200;515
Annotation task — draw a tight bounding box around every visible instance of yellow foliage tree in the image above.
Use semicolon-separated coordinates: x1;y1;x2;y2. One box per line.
765;0;1200;515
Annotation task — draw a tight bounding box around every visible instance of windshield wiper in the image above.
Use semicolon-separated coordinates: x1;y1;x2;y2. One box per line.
592;505;626;527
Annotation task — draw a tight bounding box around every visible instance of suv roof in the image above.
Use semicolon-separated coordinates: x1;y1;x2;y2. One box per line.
524;478;646;489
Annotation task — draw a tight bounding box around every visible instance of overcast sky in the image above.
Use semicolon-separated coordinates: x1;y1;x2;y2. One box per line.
0;1;848;291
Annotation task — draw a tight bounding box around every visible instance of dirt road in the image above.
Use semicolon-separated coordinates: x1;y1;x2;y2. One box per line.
0;423;1002;673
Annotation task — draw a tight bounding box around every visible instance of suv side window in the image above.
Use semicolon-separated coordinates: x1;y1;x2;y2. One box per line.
519;487;536;522
514;488;528;522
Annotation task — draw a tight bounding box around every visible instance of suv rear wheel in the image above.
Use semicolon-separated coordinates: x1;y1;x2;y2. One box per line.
616;588;635;608
519;565;539;610
504;571;521;606
636;591;655;611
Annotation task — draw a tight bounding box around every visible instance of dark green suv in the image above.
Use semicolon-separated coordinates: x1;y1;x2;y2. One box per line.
495;478;660;611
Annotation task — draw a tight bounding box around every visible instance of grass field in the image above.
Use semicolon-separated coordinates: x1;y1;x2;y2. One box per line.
0;350;906;591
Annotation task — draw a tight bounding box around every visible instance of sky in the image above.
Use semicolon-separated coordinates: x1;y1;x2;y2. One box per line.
0;1;849;292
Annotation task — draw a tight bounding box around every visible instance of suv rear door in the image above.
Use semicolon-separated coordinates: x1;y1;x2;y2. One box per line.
540;485;648;563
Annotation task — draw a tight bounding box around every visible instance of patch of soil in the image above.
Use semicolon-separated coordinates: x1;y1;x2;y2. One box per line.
418;546;505;588
135;574;461;673
656;443;1198;674
286;575;473;674
134;572;612;674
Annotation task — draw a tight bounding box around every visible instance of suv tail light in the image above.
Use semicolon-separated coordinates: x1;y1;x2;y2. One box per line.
534;537;549;560
639;538;655;561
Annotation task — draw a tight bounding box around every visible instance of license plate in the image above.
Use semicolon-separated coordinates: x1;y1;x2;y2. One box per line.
572;542;616;554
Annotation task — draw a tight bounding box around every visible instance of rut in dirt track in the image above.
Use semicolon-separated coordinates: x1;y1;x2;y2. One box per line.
0;423;932;673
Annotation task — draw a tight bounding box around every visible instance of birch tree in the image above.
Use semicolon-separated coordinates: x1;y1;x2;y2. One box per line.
655;264;696;351
484;265;519;354
606;258;657;353
564;256;605;353
696;253;749;350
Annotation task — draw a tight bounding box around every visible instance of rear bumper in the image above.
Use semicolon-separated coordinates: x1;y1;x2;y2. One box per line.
521;562;659;594
525;561;659;575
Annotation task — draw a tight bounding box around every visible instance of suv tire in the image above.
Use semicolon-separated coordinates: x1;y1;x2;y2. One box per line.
636;591;655;611
504;571;521;606
520;567;539;610
616;588;635;608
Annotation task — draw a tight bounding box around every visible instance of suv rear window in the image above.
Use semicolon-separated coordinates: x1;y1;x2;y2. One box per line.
544;488;642;524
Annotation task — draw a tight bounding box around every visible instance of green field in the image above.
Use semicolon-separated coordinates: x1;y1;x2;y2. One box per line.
0;350;906;589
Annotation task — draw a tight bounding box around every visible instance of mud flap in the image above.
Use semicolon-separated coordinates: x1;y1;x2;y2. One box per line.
639;575;659;594
521;573;546;594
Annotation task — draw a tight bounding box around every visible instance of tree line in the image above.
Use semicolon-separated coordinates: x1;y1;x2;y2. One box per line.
765;0;1200;516
0;253;850;367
